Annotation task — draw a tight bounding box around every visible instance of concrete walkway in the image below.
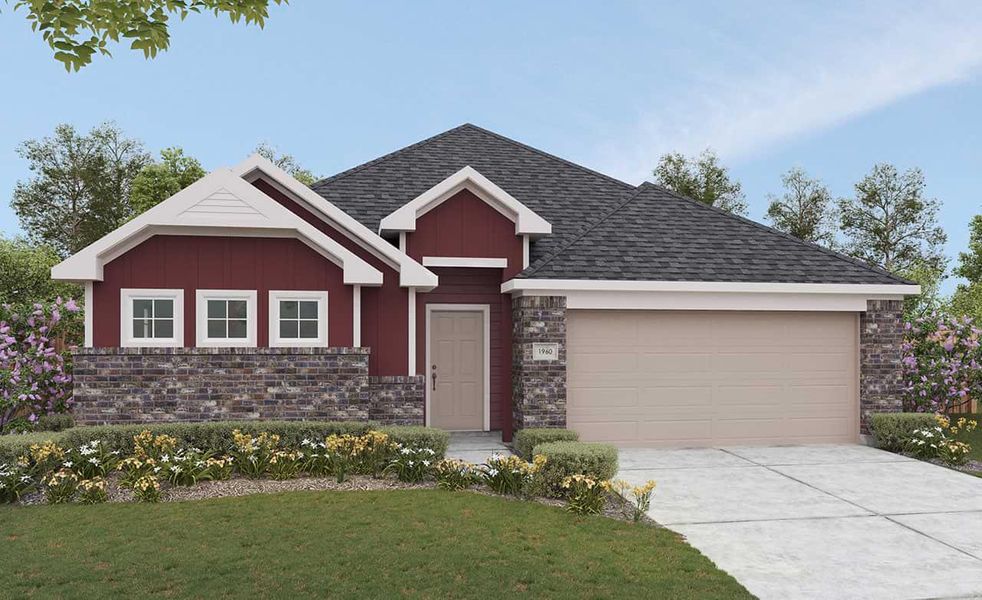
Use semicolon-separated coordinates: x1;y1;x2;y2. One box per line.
617;445;982;600
445;432;511;464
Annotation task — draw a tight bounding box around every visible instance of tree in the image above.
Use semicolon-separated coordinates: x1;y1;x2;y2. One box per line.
130;147;206;215
653;149;748;215
8;0;286;71
765;167;837;246
255;142;319;186
12;122;151;257
838;164;947;275
0;237;79;308
950;215;982;321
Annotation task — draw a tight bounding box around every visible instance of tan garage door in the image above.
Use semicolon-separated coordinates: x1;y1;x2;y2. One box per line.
567;310;859;446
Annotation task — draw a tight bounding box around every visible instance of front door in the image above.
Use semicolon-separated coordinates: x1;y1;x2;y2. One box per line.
429;310;485;430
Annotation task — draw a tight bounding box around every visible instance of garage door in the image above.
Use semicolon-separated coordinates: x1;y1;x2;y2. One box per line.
567;310;859;446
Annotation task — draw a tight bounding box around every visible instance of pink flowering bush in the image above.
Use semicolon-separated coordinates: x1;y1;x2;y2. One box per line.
0;298;81;432
902;314;982;413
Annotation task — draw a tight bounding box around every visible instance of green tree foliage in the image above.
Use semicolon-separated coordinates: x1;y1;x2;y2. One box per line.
653;149;748;215
8;0;286;71
765;167;837;246
255;142;319;186
838;164;947;275
130;147;206;215
900;259;948;320
950;215;982;321
0;237;79;308
12;122;151;258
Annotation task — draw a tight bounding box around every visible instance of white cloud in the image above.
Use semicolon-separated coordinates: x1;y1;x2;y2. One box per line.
598;2;982;183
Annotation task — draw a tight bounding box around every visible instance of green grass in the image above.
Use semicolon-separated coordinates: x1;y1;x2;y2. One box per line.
0;490;750;599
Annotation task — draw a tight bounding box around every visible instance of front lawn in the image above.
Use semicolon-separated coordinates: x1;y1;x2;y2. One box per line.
0;489;750;599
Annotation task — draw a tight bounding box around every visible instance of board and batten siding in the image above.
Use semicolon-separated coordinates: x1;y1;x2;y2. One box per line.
92;235;354;348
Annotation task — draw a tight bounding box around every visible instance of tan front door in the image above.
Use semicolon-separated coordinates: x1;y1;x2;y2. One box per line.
429;310;485;430
567;310;859;446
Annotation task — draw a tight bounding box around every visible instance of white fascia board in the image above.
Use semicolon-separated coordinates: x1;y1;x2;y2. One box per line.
378;166;551;237
501;279;921;296
422;257;508;268
232;154;437;290
51;168;383;287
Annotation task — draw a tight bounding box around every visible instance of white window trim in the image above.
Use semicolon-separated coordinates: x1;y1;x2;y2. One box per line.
195;290;257;347
424;303;491;431
120;288;184;348
422;257;508;269
268;291;329;347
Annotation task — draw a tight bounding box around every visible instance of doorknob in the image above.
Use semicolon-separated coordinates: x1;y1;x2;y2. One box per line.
431;365;437;391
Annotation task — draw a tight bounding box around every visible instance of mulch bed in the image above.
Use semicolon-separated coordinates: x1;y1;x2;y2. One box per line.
15;474;657;524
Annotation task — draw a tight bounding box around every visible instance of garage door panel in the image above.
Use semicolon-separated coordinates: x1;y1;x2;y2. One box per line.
567;310;858;446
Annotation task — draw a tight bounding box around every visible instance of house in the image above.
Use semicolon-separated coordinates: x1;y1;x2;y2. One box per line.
52;124;919;445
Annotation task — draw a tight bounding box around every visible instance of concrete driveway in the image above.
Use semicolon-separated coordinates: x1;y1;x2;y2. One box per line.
617;445;982;600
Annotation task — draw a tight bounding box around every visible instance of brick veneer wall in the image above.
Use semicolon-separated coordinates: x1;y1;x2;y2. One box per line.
369;376;425;425
512;296;567;430
71;347;424;426
859;299;905;432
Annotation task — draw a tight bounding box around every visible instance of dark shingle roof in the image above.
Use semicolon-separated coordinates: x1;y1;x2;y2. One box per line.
312;124;910;286
520;183;909;284
311;124;635;262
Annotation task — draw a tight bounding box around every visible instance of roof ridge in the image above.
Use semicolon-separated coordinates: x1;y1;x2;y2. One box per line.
645;182;915;285
459;123;636;191
311;124;471;188
521;184;648;278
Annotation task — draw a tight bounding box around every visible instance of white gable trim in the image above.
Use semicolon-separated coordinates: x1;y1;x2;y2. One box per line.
379;166;551;237
502;279;921;312
232;154;437;290
51;169;383;287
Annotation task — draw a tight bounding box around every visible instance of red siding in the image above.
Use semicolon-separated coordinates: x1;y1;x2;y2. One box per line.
252;179;408;376
416;268;513;441
406;189;525;279
93;236;353;348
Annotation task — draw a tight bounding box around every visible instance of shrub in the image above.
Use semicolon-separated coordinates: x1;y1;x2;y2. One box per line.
434;459;479;491
513;428;578;460
868;413;940;452
159;447;218;486
0;431;64;465
904;414;977;466
902;315;982;413
66;439;120;479
0;298;80;432
562;474;611;515
229;430;280;478
267;449;304;480
386;445;437;483
533;441;618;496
35;413;74;432
379;426;449;460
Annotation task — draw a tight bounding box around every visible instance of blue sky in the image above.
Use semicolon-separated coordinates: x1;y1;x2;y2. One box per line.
1;1;980;292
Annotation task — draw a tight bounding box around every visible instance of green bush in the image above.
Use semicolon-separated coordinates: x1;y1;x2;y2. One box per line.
513;428;579;459
380;426;450;459
868;413;939;452
35;414;75;432
532;441;618;496
0;431;65;464
0;421;448;464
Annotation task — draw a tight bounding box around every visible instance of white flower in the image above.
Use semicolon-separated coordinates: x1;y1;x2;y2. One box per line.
425;448;435;456
422;460;430;467
153;467;161;473
487;468;499;477
407;461;415;467
401;448;412;455
63;461;73;468
88;458;99;465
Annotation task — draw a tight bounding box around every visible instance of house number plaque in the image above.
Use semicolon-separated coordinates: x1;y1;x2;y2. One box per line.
532;343;559;361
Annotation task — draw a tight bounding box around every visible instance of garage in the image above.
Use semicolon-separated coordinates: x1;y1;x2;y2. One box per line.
567;310;859;446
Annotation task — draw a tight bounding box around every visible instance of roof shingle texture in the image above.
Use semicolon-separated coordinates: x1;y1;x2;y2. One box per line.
311;124;908;286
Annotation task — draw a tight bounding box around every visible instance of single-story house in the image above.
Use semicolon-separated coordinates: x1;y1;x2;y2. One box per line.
52;124;919;445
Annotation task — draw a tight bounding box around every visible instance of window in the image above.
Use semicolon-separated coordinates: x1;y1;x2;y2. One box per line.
119;289;184;347
269;291;328;347
196;290;257;347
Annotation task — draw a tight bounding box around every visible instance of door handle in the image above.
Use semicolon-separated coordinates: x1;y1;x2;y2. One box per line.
431;365;437;391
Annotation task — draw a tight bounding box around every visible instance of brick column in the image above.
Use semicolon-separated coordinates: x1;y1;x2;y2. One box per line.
859;299;904;432
512;296;567;431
